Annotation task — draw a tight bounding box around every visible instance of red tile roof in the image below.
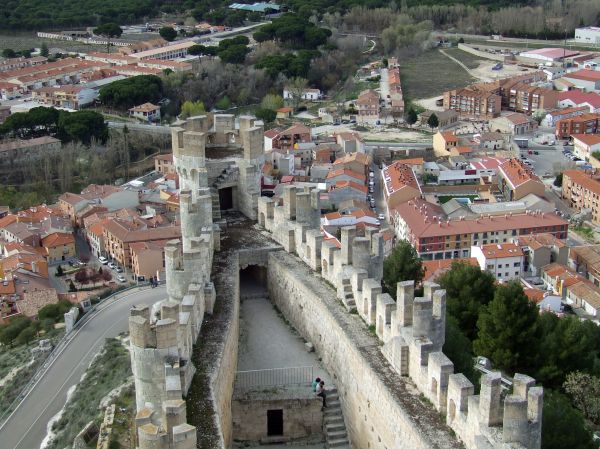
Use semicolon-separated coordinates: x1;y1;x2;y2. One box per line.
326;169;366;183
422;257;479;282
498;158;542;189
563;169;600;196
479;242;523;259
571;133;600;146
41;232;75;248
331;180;368;193
564;69;600;82
382;161;420;196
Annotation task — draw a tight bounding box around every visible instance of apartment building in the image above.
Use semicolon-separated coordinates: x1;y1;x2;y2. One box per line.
382;161;422;209
32;85;97;109
0;56;47;73
155;153;175;175
497;158;545;201
471;242;524;281
129;40;197;61
555;113;600;139
392;198;568;260
41;232;76;262
516;233;568;276
442;87;501;119
507;83;558;113
103;219;180;268
542;106;588;127
129;240;169;280
356;89;380;122
562;169;600;225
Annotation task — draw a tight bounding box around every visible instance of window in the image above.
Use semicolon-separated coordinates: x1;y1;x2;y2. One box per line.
498;273;502;277
487;265;494;270
514;262;520;267
505;272;509;277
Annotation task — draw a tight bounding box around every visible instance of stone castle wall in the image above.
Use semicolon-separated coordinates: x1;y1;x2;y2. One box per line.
259;186;543;449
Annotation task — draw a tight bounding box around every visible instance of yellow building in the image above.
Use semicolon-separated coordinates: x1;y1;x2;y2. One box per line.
433;131;459;158
41;232;76;262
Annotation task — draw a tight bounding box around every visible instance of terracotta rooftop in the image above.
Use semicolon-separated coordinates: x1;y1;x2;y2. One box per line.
155;153;173;162
103;219;181;243
505;113;533;126
382;161;420;196
564;69;600;82
547;106;588;117
41;232;75;248
333;152;369;166
517;233;566;250
479;242;524;259
498;158;542;189
563;169;600;195
524;288;546;303
327;169;366;183
393;198;567;239
470;157;507;171
422;257;479;282
440;132;458;143
571;133;600;146
129;102;160;113
331;180;368;194
557;90;600;108
542;263;585;288
569;280;600;309
396;157;424;166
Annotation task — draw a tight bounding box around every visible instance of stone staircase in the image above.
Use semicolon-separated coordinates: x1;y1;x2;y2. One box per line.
340;278;356;312
210;188;221;220
324;388;351;448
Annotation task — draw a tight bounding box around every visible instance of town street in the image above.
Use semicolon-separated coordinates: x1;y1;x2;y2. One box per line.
0;286;166;449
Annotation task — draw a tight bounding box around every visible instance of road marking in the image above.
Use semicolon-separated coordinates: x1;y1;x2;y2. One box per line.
0;287;164;449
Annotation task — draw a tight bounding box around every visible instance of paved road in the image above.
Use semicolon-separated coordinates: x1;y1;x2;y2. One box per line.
0;286;166;449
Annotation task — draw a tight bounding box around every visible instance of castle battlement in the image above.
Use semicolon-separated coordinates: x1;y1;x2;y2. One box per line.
258;188;543;449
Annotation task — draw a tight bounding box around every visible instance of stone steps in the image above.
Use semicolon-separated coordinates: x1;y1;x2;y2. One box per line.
323;386;350;449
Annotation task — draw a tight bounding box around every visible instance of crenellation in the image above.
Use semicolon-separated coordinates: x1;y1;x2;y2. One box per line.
258;190;544;449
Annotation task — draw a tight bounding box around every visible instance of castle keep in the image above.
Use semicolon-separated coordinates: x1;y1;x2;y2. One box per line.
128;114;543;449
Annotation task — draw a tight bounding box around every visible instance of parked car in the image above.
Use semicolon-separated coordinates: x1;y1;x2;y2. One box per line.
378;213;385;221
533;151;539;155
98;256;108;265
116;266;124;273
108;262;116;269
117;275;126;283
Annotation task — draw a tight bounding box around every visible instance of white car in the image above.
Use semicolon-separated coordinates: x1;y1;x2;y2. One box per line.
108;262;116;269
117;275;126;283
98;256;108;265
378;213;385;221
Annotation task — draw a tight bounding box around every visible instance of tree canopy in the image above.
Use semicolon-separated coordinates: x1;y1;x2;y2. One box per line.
99;75;163;110
159;26;177;42
93;22;123;38
0;107;107;144
437;262;496;340
382;240;424;298
542;391;597;449
474;281;540;374
253;13;332;49
427;112;439;129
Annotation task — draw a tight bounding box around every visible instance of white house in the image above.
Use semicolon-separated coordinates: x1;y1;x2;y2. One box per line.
574;26;600;45
572;134;600;161
283;87;321;101
129;102;161;122
471;243;524;282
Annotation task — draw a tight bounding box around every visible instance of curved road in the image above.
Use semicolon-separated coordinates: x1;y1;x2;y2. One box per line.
0;286;166;449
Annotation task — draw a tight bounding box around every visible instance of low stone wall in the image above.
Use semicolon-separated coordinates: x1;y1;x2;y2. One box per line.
267;251;461;449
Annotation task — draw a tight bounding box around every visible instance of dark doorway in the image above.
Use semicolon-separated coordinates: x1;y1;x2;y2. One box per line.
267;409;283;436
239;265;267;299
219;187;233;210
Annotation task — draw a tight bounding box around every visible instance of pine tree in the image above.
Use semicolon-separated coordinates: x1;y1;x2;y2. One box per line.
474;281;540;374
405;108;418;125
382;240;424;298
427;112;439;129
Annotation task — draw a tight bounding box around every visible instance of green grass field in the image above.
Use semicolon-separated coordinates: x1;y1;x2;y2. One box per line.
443;47;488;69
400;49;477;100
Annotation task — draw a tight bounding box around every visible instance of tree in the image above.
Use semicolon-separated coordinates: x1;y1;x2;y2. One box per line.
564;371;600;424
261;94;284;111
542;391;596;449
99;75;163;110
443;316;478;385
75;269;89;284
102;270;112;282
286;77;308;111
427;112;439;129
2;48;16;58
180;100;205;118
405;108;418;125
218;44;249;64
93;23;123;53
382;240;424;298
437;262;496;341
215;96;231;110
255;107;276;123
553;173;563;187
474;281;540;374
16;326;36;346
40;43;49;57
159;26;177;42
535;314;600;389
